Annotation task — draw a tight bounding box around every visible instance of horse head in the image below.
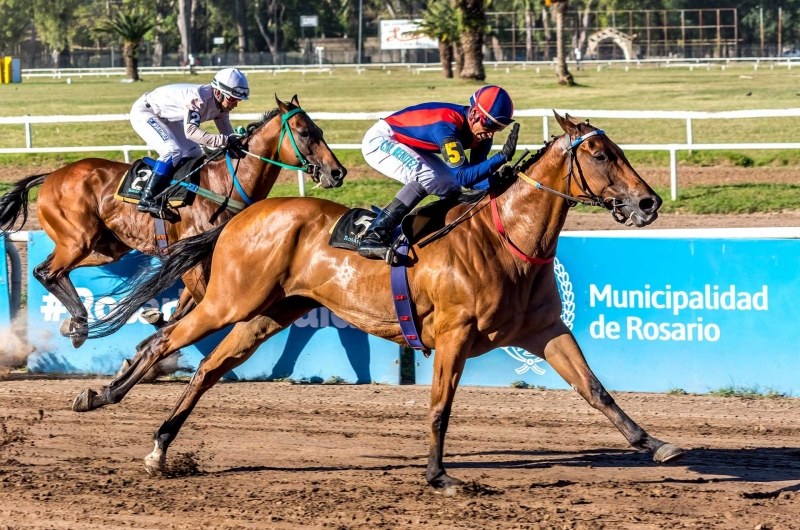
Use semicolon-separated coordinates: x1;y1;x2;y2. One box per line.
245;95;346;189
553;111;661;227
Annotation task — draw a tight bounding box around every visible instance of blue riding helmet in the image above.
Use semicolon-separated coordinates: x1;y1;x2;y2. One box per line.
469;85;515;131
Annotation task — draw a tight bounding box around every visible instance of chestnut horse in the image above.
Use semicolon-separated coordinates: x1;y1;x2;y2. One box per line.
0;96;345;350
75;113;684;491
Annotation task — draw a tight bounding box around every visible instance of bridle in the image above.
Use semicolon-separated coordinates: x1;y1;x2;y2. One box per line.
512;130;628;222
490;128;629;264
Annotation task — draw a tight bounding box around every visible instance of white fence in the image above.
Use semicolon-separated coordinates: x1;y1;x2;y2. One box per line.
19;56;800;79
2;108;799;200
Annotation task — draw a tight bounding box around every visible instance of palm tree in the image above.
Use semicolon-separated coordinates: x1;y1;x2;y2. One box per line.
548;0;574;86
457;0;486;80
416;0;461;78
96;10;154;81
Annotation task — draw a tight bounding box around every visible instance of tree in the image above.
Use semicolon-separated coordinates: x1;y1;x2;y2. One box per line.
458;0;486;80
177;0;191;64
417;0;461;78
95;10;155;80
548;0;574;86
0;0;32;55
32;0;81;67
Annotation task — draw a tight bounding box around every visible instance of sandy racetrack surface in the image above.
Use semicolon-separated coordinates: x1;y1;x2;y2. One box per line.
1;380;798;529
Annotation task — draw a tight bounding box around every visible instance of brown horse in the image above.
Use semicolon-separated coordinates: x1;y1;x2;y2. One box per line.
75;113;684;491
0;95;345;350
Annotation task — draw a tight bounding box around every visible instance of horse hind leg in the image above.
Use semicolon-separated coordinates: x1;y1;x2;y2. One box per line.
33;254;94;349
144;300;315;475
519;321;685;464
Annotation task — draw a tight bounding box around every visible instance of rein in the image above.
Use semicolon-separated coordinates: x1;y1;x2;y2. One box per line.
239;107;319;175
491;129;628;265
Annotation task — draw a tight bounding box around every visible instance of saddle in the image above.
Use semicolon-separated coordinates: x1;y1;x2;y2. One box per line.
114;156;205;210
327;189;488;253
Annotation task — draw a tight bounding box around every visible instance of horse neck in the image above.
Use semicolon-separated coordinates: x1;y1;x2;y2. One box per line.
203;117;284;203
488;137;572;262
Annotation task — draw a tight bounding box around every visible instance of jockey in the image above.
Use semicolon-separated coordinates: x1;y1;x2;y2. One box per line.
358;85;519;260
129;67;250;217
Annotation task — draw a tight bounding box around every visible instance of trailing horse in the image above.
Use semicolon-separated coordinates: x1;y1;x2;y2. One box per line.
75;112;684;491
0;96;345;353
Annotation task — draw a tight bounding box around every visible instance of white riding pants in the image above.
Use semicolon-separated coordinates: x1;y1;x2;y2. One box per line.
130;95;201;165
361;120;461;198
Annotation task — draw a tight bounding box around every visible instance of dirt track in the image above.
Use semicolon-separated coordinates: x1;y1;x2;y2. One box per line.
1;380;798;529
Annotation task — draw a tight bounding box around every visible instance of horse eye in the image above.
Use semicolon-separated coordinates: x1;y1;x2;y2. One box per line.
299;130;310;138
593;153;608;162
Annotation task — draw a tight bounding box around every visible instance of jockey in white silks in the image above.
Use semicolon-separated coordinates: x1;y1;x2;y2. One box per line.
129;67;250;217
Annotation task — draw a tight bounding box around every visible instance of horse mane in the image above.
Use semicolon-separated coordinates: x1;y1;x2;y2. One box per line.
246;108;281;133
518;136;557;174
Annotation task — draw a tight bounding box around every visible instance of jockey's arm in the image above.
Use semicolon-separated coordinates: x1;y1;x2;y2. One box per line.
183;98;228;149
213;114;235;137
439;136;506;189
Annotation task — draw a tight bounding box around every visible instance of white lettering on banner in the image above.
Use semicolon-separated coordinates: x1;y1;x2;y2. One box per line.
586;283;767;343
293;307;357;329
39;287;181;327
590;284;768;315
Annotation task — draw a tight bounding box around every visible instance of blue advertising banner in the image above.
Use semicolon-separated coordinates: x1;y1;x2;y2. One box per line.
0;236;11;329
417;236;800;394
26;231;400;383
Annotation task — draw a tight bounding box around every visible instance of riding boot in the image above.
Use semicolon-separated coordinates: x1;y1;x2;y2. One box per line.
137;159;173;217
358;182;429;260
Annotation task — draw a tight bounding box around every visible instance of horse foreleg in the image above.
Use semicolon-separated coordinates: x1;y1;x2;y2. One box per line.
426;327;474;493
519;321;685;464
144;314;288;475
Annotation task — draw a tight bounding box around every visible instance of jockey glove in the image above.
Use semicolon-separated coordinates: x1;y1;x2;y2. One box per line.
226;133;246;158
500;123;520;162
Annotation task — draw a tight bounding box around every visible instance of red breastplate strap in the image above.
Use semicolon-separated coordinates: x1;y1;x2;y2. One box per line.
490;191;555;265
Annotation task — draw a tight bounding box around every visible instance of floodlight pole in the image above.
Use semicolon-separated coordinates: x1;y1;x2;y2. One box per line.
357;0;363;64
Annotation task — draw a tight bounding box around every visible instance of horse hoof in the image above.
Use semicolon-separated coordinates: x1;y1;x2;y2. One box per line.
654;443;686;464
59;318;72;337
430;474;464;495
71;332;87;348
72;388;98;412
144;451;166;476
140;308;164;325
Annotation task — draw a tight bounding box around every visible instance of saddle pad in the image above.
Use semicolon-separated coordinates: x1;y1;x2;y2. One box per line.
328;208;376;251
114;157;204;208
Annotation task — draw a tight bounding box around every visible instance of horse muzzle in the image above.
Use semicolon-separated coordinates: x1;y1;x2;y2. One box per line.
613;193;662;227
317;166;346;189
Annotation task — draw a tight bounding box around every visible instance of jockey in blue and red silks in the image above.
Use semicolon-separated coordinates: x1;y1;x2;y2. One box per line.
358;85;520;260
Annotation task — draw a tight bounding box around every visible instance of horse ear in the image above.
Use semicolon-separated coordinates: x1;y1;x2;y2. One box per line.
275;94;289;113
553;110;579;137
290;94;300;107
564;113;582;126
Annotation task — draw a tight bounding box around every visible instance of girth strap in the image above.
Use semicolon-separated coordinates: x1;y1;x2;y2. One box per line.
389;230;431;356
154;218;169;255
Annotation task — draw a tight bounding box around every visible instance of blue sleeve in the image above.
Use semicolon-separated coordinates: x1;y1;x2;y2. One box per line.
452;152;506;188
470;140;492;164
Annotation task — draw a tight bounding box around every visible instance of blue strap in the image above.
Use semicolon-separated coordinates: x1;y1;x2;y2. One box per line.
570;129;605;149
390;229;429;354
226;152;253;206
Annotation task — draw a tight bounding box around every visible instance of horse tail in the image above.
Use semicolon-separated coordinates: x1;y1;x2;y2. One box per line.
87;221;228;339
0;173;49;233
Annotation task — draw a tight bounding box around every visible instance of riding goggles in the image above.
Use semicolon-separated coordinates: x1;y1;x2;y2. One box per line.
476;103;513;132
217;82;251;101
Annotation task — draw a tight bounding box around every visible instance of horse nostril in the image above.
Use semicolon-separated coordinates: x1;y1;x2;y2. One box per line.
331;168;346;180
639;197;657;213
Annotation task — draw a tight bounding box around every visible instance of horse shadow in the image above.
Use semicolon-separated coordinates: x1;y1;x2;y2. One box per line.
443;446;800;484
215;447;800;491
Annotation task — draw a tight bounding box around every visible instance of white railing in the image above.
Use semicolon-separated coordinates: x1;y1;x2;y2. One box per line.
20;56;800;79
2;108;799;200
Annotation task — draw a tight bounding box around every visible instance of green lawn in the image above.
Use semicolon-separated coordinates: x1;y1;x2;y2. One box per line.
1;66;800;156
2;66;799;213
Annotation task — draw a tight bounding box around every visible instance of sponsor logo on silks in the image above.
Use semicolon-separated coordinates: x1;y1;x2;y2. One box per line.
147;117;171;141
502;257;574;376
379;139;419;171
440;137;466;168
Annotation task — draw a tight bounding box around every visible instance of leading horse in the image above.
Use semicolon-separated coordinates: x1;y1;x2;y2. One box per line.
0;95;345;351
75;112;684;491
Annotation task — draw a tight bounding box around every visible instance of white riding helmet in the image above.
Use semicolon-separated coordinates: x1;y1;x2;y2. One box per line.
211;67;250;100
